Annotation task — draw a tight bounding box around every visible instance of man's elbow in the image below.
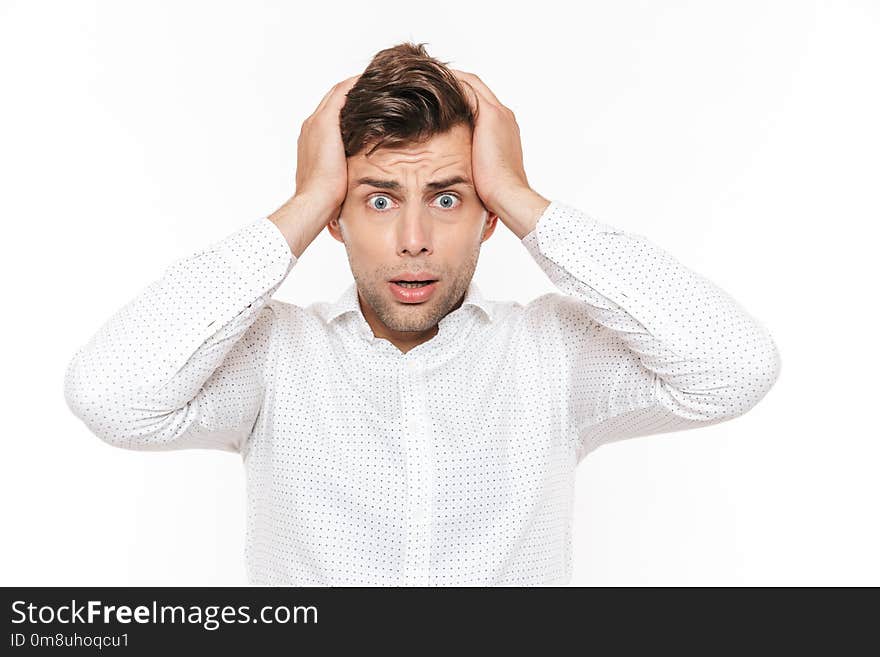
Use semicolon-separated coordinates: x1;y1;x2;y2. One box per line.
64;370;141;450
660;332;781;424
64;354;185;451
730;334;782;417
704;332;782;422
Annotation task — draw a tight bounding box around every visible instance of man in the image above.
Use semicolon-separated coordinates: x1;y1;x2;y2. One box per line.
64;42;781;586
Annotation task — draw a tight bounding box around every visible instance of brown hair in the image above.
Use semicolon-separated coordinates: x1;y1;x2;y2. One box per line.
340;41;477;158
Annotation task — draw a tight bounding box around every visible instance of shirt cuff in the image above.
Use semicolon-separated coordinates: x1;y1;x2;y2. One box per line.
216;216;297;290
520;200;605;258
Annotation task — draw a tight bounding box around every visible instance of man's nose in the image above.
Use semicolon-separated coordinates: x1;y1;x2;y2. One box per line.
397;207;433;256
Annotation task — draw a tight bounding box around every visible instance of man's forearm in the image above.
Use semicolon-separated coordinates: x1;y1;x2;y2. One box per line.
64;215;295;451
520;200;780;431
494;187;552;240
268;194;339;259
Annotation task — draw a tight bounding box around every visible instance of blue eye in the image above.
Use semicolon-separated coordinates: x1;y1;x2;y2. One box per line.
367;193;461;212
368;195;392;211
435;193;460;209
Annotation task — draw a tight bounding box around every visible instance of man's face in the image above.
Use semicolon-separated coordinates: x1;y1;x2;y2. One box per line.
328;123;498;347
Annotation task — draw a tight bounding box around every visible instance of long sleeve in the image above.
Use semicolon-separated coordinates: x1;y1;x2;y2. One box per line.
520;200;781;461
63;216;296;453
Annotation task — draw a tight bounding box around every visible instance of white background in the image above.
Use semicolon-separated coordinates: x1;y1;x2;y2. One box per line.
1;0;877;585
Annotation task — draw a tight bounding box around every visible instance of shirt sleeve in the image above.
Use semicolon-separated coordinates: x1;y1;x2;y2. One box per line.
63;216;296;454
520;200;781;462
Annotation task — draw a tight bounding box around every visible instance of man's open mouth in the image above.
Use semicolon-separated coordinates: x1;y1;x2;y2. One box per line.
392;280;437;288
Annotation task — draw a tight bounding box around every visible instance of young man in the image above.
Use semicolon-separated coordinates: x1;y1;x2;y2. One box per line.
64;42;781;586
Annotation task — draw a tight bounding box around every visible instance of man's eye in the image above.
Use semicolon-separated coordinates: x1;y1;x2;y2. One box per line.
367;193;461;212
434;193;461;209
368;195;393;211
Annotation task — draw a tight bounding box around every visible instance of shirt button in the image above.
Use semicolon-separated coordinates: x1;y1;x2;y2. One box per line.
413;507;428;522
406;360;420;373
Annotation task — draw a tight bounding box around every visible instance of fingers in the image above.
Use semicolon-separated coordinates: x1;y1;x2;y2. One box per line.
314;74;361;116
330;74;361;110
451;69;480;114
451;69;503;108
312;85;337;116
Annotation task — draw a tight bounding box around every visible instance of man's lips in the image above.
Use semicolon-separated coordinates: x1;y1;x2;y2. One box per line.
389;280;439;302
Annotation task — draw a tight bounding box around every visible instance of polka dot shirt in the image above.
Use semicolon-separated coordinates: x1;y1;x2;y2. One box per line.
63;200;781;586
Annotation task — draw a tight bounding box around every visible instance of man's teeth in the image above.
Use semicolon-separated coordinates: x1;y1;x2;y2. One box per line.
395;281;433;288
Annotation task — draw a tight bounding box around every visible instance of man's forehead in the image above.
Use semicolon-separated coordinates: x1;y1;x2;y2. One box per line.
353;140;468;165
349;125;472;169
348;149;472;190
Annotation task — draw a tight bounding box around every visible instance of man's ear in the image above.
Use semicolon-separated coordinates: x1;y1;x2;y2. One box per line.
326;214;345;243
480;210;499;243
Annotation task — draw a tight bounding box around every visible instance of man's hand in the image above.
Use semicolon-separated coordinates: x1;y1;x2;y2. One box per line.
451;70;550;240
269;74;360;258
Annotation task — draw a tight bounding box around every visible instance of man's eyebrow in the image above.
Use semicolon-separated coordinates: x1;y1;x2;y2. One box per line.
353;175;473;192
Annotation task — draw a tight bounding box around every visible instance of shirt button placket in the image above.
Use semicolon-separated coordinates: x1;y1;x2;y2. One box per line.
401;357;433;586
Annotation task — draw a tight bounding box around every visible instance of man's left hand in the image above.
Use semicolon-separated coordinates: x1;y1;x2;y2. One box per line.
451;69;550;239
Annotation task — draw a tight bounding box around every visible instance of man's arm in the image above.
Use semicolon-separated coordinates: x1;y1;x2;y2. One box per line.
447;69;779;460
63;216;296;453
64;75;360;455
520;200;781;462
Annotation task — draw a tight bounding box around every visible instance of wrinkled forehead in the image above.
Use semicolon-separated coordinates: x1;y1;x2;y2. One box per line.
347;125;473;178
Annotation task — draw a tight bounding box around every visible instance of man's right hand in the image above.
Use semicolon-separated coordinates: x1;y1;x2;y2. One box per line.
269;74;360;259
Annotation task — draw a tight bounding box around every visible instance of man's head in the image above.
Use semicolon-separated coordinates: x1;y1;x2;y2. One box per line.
326;42;498;349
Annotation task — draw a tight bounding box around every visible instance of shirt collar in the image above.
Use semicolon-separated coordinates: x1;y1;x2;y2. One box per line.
316;279;496;325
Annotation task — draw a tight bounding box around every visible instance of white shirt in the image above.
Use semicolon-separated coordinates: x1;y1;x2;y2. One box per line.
64;200;781;586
